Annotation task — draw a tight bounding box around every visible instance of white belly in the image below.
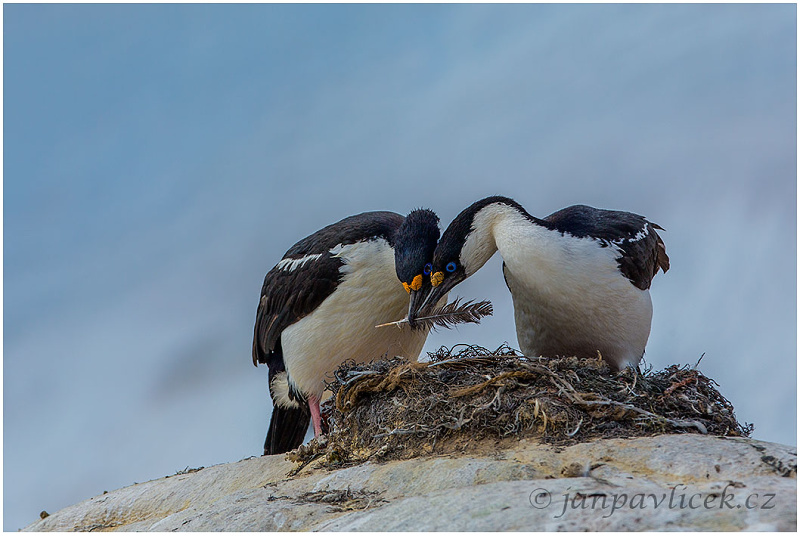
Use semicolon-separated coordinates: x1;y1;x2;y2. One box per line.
507;268;652;369
281;241;429;399
497;223;653;370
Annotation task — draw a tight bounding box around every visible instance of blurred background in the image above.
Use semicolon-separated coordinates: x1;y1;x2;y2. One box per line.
4;3;796;530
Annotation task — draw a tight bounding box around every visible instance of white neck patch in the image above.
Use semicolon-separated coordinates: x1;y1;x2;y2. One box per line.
460;203;523;276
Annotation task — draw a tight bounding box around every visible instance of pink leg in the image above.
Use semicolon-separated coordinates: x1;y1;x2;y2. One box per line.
308;395;323;437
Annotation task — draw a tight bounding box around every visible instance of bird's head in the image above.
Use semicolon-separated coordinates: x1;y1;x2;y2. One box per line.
394;208;441;326
410;196;519;322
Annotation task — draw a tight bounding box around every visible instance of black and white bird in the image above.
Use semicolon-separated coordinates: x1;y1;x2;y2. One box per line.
411;196;669;371
253;209;442;455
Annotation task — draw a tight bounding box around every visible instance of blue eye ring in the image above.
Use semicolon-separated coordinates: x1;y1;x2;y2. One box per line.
423;263;432;275
446;261;457;273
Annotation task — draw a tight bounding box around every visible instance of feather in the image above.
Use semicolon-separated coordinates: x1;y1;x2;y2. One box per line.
375;298;493;331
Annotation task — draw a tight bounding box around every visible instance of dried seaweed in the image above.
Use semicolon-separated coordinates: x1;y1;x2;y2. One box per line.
375;298;493;330
290;344;752;468
294;489;387;511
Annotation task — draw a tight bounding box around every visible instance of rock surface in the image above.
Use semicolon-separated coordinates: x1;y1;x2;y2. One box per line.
24;435;796;531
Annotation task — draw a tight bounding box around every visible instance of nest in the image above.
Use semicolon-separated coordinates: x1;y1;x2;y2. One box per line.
289;344;752;468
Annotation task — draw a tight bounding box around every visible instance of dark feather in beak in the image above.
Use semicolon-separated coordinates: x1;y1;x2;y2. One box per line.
408;275;459;328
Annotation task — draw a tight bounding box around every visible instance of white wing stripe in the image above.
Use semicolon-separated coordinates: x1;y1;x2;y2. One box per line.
276;253;323;272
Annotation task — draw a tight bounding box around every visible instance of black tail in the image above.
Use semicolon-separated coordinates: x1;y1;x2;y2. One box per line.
264;404;310;455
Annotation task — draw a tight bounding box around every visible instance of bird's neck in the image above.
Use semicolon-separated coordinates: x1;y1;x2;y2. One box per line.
481;205;559;273
461;203;541;276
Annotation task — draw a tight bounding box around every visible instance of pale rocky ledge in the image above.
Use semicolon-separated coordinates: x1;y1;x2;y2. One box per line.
24;434;796;531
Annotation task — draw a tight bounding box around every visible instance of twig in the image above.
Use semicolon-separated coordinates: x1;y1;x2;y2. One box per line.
562;391;708;434
372;428;419;439
340;370;381;385
567;418;584;437
664;374;697;396
694;353;706;369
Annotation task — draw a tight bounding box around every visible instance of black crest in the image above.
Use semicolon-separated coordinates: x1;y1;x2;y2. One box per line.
394;208;440;284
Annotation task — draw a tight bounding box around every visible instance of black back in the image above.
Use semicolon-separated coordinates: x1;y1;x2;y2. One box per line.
435;196;668;290
544;204;670;290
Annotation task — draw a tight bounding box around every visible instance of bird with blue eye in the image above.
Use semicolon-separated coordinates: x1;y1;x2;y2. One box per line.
393;226;446;326
411;196;669;372
404;262;434;292
400;262;437;320
430;260;457;289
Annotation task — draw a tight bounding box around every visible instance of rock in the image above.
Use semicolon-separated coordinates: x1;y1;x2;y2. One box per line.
23;435;797;531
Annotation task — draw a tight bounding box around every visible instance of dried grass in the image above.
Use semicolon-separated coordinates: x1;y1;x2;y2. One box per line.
288;344;752;468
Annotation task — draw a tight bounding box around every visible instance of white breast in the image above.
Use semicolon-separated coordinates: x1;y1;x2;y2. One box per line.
281;239;429;399
494;213;653;370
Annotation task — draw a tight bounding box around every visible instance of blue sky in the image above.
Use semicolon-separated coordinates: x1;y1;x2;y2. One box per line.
4;3;796;530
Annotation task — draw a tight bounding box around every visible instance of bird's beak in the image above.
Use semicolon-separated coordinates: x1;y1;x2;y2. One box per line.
408;275;456;328
406;288;428;330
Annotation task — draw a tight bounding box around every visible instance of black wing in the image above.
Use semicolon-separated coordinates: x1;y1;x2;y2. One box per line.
252;210;405;367
544;205;670;290
252;254;343;366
